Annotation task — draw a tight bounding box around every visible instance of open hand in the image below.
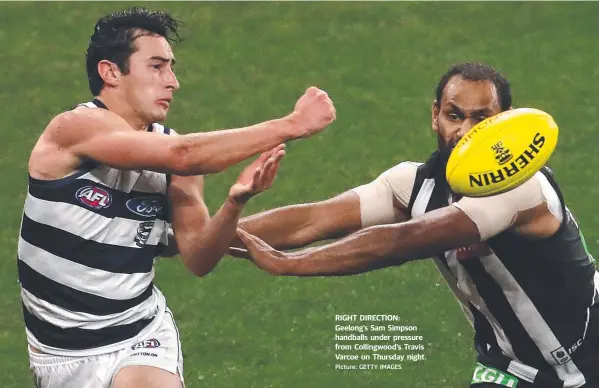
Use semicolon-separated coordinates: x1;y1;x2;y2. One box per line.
235;229;289;275
228;144;286;204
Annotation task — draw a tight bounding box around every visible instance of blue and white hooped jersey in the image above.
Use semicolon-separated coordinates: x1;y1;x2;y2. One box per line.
17;99;172;356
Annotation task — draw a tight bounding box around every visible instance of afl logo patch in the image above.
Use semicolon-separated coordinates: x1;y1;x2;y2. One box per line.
76;186;112;208
132;338;161;350
126;197;164;218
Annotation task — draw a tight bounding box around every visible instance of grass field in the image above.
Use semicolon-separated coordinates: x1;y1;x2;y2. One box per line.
2;2;599;387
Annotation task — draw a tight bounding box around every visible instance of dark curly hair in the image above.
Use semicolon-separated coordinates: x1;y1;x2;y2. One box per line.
85;7;182;96
435;62;512;111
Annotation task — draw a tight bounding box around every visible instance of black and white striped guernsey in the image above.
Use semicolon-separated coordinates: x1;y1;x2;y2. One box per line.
407;151;599;388
18;99;172;356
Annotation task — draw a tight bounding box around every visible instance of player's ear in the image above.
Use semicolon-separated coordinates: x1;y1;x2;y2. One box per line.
97;60;121;88
432;100;440;132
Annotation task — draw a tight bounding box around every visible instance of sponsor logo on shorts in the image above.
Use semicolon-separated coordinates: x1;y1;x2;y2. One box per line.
131;352;158;358
76;186;112;209
132;338;161;350
468;132;546;188
471;362;518;387
126;197;164;218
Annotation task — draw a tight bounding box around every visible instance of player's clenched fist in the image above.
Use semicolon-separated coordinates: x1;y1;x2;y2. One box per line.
290;86;337;138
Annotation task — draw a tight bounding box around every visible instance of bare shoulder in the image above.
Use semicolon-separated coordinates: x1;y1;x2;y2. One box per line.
28;108;91;179
45;106;131;146
29;106;129;179
380;160;421;211
378;161;420;189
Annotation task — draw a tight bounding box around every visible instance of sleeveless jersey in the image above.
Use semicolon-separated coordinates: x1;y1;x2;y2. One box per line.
407;151;599;388
18;99;172;356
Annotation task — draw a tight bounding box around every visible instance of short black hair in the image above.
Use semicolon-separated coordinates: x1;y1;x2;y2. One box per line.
434;62;512;111
85;7;182;96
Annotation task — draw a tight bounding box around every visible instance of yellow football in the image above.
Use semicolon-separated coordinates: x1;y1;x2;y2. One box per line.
446;108;559;197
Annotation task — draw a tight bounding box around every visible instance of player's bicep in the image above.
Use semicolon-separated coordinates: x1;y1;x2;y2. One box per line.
453;174;550;241
56;109;181;173
168;175;210;257
168;175;209;231
74;130;179;173
167;175;210;253
351;162;416;227
308;191;363;239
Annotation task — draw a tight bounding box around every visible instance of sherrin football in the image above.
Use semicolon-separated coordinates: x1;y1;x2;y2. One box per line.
446;108;559;197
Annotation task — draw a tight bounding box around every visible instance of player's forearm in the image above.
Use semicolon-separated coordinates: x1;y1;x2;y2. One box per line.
275;212;480;276
272;220;453;276
272;224;406;276
180;197;245;277
235;204;324;250
174;116;300;175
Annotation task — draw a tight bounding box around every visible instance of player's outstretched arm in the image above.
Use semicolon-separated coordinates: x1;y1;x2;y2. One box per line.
170;145;286;277
231;162;414;252
47;87;334;177
236;174;561;276
232;191;363;251
236;206;480;276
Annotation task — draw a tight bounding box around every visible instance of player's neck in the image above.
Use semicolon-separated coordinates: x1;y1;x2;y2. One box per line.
95;93;150;132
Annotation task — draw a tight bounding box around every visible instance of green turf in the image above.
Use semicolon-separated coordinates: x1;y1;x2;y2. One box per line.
2;2;599;387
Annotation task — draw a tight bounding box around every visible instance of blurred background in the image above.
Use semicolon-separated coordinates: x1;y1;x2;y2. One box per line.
1;2;598;387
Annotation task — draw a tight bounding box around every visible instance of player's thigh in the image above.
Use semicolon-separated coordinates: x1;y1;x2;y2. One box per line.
112;365;182;388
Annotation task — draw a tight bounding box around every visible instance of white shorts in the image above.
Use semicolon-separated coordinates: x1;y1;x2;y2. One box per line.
29;309;184;388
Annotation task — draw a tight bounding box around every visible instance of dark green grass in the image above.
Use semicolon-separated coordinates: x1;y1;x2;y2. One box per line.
1;2;599;387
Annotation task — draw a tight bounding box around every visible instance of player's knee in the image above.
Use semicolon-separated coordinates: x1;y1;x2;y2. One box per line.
112;366;182;388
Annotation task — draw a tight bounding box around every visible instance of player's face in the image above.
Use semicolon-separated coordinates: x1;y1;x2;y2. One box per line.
432;76;502;154
120;33;180;124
